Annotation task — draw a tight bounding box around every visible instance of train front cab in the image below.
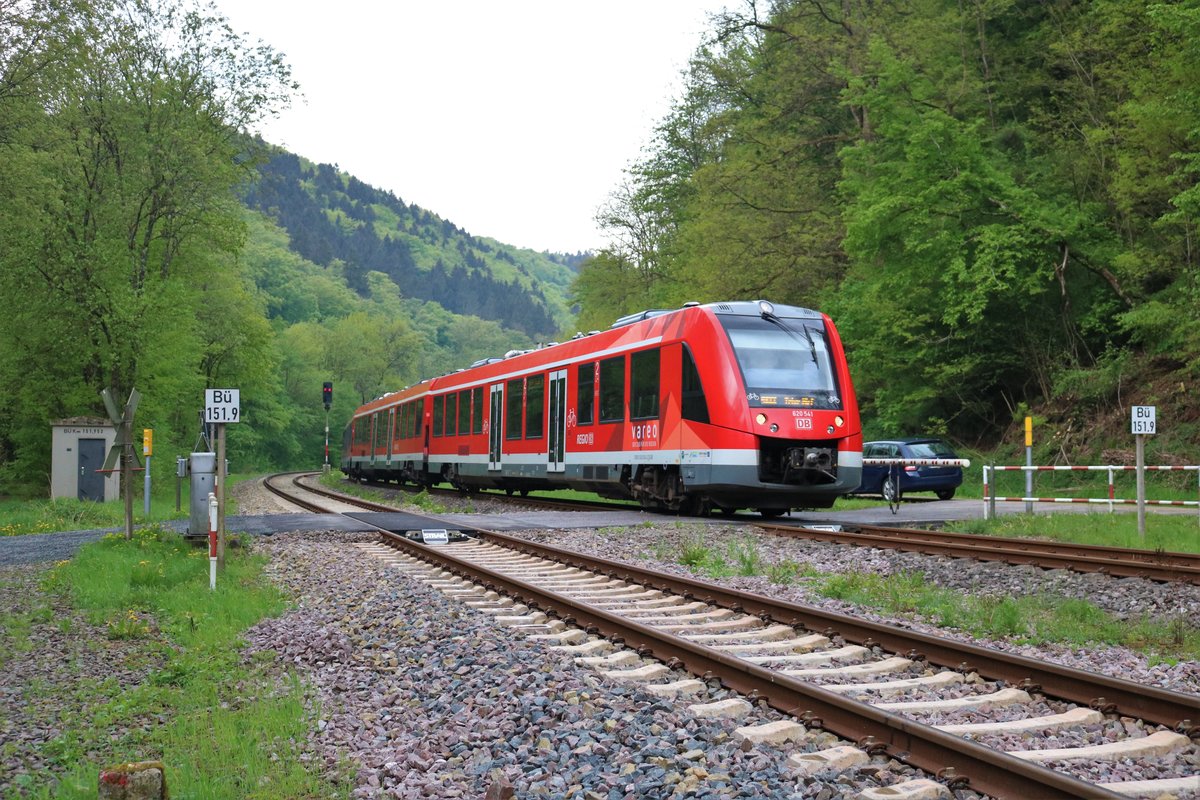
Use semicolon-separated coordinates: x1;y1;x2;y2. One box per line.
671;301;862;513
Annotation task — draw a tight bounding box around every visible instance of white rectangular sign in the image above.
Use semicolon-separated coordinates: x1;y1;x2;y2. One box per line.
1131;405;1156;435
205;388;241;424
420;529;449;545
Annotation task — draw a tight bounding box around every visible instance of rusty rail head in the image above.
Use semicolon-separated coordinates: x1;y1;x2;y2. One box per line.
756;522;1200;585
379;530;1130;800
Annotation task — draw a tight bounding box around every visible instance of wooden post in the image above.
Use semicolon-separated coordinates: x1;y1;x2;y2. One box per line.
123;417;134;540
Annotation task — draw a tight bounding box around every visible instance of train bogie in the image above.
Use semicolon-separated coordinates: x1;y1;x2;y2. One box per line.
342;300;862;516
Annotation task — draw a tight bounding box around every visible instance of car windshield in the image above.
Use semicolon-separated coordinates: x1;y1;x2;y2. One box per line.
907;440;956;458
718;314;842;409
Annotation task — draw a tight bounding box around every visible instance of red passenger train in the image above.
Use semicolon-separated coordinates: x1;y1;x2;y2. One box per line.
342;300;862;516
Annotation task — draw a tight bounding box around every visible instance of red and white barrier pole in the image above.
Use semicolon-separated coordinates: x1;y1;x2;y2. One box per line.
207;491;218;590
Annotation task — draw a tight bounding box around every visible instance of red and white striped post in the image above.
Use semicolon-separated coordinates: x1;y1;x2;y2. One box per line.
207;491;218;590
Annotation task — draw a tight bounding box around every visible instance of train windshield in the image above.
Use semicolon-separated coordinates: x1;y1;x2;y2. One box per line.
718;314;842;409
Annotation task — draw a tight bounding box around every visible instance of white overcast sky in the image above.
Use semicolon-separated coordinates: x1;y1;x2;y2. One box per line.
214;1;731;254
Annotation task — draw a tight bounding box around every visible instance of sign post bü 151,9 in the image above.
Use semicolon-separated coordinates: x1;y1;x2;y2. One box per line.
1131;405;1157;539
204;389;240;569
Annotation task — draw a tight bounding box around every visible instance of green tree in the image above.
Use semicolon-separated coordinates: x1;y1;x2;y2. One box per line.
0;0;296;489
324;311;421;405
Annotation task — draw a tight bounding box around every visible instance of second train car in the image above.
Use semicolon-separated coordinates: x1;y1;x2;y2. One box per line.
342;300;862;516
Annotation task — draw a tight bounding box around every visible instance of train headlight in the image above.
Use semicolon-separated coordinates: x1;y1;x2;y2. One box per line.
827;425;835;434
755;413;767;425
770;423;779;432
834;415;844;427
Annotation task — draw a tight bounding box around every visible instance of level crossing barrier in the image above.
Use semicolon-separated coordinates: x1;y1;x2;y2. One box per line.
982;464;1200;521
861;457;972;514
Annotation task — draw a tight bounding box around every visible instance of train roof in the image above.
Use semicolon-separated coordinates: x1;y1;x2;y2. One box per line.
350;299;827;418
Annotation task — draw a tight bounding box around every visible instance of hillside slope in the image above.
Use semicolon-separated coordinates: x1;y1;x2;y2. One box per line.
243;150;582;338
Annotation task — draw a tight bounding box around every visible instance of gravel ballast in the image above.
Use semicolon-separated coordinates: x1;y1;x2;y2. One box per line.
246;532;939;799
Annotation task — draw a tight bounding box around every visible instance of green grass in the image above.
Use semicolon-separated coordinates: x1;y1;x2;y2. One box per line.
318;470;449;512
7;525;351;799
668;534;819;583
959;511;1200;554
816;569;1199;662
0;472;280;536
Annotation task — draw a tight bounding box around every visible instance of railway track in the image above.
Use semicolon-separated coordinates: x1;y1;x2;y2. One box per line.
336;472;1200;585
365;530;1197;800
263;473;1199;799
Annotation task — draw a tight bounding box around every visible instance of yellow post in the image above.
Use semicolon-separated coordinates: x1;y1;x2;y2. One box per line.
1024;416;1033;513
142;428;153;518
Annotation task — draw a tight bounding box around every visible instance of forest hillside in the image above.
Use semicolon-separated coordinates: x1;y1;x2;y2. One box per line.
0;1;585;494
575;0;1199;465
243;150;582;338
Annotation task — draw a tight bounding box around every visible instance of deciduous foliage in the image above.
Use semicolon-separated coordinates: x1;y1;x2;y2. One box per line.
578;0;1200;442
244;152;573;337
0;0;295;488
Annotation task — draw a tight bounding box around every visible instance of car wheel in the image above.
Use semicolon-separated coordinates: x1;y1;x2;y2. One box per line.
936;489;956;500
882;476;898;504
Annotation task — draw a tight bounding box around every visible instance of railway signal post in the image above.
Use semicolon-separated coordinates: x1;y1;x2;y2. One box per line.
1024;416;1033;514
142;429;152;518
323;382;333;472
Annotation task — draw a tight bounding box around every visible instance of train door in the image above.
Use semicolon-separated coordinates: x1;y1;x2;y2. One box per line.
386;408;395;465
370;413;379;467
548;369;567;472
488;383;503;471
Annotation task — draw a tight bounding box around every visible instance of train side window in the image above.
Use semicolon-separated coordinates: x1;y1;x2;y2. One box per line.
681;345;710;424
471;387;484;434
372;412;381;449
505;378;523;439
433;395;444;437
444;393;457;436
576;362;594;425
458;390;471;434
630;349;660;420
599;355;625;423
525;374;544;439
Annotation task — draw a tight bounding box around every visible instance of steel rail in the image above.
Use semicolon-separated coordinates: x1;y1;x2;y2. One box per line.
379;529;1125;800
261;472;330;513
266;472;408;514
763;522;1200;584
480;530;1199;732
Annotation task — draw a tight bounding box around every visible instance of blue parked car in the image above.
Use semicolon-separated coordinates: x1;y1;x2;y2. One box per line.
858;438;963;502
